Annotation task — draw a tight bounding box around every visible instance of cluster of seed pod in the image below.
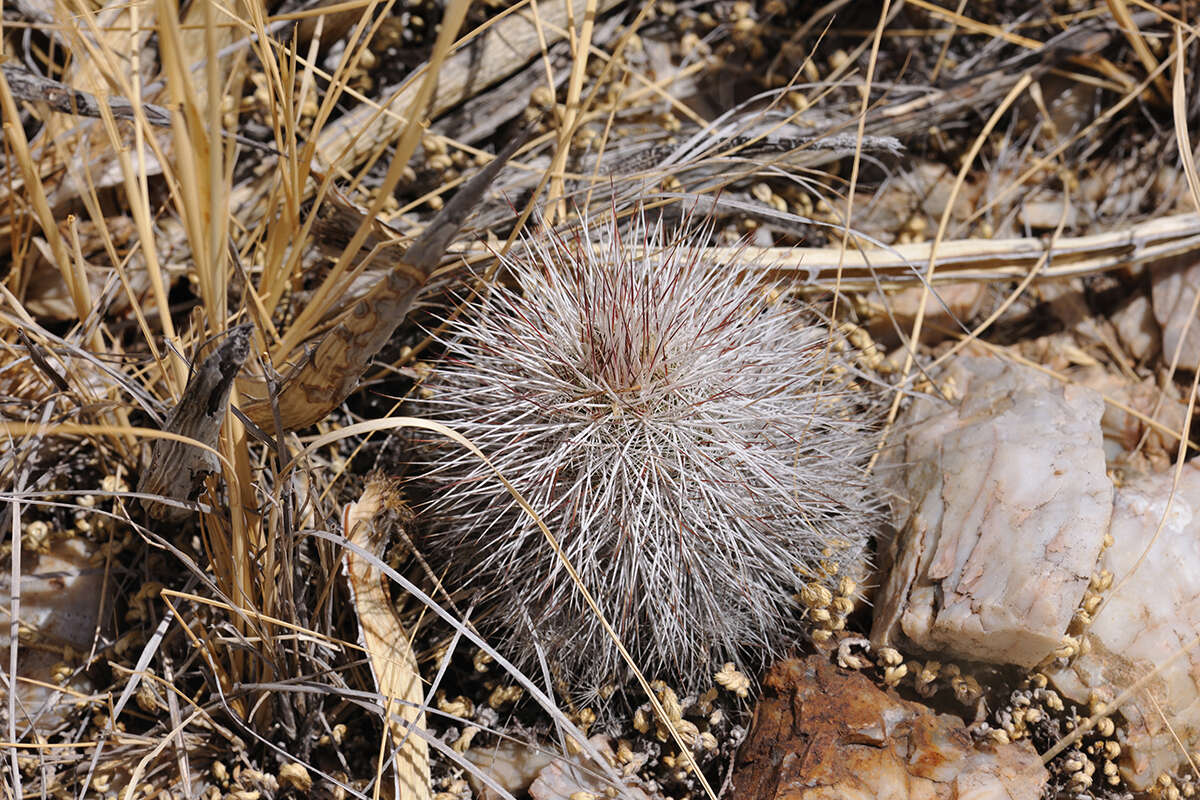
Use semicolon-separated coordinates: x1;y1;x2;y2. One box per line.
798;574;858;646
1152;772;1198;800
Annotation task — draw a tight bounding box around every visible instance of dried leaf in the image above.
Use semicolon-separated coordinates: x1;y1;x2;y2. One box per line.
138;325;252;520
342;478;430;800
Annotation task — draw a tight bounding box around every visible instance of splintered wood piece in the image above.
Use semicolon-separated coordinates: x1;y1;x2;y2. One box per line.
1;61;274;156
242;132;525;432
313;0;624;175
342;478;431;800
138;325;252;521
1;63;172;127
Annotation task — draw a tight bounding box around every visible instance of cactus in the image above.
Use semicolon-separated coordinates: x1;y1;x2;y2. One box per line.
413;205;885;699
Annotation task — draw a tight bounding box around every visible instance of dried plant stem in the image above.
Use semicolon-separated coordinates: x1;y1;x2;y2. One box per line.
342;479;430;800
272;0;475;360
428;211;1200;289
0;76;88;323
241;129;528;431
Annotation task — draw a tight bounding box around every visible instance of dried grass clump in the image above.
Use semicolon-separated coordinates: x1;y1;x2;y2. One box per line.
2;0;1199;797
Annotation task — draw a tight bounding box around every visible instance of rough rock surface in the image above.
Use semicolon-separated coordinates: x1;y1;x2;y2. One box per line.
732;656;1048;800
468;736;649;800
1049;461;1200;791
0;537;104;729
1110;293;1160;364
873;355;1112;667
1151;253;1200;371
529;736;651;800
465;741;554;800
866;282;986;346
1069;365;1187;474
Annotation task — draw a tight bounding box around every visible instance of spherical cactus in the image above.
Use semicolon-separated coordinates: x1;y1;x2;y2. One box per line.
413;205;884;699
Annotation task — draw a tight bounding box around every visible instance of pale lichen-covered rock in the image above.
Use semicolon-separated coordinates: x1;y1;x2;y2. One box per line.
866;282;986;347
465;740;555;800
1110;293;1160;364
873;355;1112;668
1069;365;1187;474
467;736;650;800
732;656;1048;800
1018;195;1078;230
1151;253;1200;371
0;537;105;729
1049;461;1200;791
529;736;651;800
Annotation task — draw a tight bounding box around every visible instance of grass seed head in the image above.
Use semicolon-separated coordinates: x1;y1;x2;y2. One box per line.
414;204;885;700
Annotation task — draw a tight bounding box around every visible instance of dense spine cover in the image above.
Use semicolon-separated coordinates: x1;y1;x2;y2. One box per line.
415;206;884;698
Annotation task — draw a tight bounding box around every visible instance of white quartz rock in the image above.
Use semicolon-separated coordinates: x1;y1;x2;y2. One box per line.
1110;293;1160;364
1068;365;1187;473
1049;461;1200;790
873;355;1112;668
529;736;650;800
466;740;555;800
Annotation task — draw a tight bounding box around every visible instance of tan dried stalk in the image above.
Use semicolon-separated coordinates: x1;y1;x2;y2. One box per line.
342;478;430;800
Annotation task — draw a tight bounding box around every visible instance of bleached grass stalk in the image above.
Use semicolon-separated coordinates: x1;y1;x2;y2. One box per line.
416;204;886;698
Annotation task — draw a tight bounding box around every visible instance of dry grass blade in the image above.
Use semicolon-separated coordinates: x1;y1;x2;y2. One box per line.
0;71;86;324
342;477;430;800
1105;0;1171;101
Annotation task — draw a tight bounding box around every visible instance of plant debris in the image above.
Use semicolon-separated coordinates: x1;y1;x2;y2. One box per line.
3;2;1200;799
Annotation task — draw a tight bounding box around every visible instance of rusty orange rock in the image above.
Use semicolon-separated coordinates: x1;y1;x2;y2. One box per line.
732;657;1047;800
